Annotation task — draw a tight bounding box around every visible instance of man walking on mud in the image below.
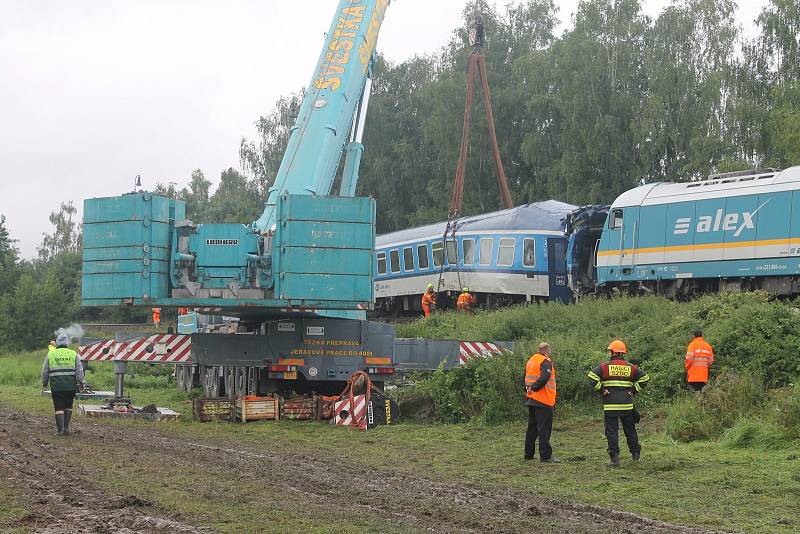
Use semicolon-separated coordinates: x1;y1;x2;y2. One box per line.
42;332;85;436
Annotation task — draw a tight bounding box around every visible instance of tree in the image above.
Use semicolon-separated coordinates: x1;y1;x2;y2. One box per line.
765;81;800;166
182;169;212;222
205;168;264;224
0;215;19;297
37;202;81;263
757;0;800;84
240;93;303;199
0;274;73;351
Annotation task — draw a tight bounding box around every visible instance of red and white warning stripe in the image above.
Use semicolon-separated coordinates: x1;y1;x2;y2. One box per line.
459;341;511;365
333;394;368;430
115;334;193;363
78;339;116;361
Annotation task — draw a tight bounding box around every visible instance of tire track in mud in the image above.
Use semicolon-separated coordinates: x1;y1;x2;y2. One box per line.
0;405;729;533
0;409;204;534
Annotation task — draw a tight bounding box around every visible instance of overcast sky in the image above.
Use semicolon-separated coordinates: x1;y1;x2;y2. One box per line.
0;0;766;258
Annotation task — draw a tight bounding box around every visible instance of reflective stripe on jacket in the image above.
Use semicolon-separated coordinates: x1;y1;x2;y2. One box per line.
525;353;557;407
45;347;79;392
588;359;649;414
685;337;714;383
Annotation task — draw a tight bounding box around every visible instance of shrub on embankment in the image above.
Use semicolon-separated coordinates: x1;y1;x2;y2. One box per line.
397;292;800;425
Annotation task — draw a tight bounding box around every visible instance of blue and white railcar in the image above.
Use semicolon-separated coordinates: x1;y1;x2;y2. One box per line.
374;200;576;314
592;166;800;297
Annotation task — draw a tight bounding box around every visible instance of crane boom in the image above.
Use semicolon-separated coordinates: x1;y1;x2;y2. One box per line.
253;0;390;234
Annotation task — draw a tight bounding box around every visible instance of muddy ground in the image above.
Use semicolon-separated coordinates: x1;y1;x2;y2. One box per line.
0;405;722;533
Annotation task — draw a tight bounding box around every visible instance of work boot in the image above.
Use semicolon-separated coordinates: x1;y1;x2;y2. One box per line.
610;454;620;468
63;410;72;435
54;413;64;436
632;451;640;461
540;457;561;464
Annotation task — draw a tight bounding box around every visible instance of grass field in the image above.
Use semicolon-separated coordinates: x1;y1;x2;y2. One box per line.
2;351;800;532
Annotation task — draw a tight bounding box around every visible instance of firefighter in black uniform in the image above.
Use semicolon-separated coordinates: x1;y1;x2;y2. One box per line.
587;340;650;467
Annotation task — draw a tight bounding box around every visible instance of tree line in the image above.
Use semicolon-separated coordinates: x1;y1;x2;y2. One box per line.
2;0;798;350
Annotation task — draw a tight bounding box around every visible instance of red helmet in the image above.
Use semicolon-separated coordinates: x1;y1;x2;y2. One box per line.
607;340;628;354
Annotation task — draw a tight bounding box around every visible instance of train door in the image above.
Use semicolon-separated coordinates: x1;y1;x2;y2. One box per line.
547;238;571;303
619;207;640;274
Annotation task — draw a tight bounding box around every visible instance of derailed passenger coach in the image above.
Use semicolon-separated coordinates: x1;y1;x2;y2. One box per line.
374;200;576;315
568;166;800;298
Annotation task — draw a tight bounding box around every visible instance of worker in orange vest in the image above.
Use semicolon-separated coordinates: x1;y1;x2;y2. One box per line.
456;288;476;313
685;330;714;391
152;307;161;325
421;284;437;317
524;342;559;463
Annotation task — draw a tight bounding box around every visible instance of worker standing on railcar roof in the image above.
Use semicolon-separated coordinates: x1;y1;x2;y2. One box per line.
421;284;437;317
685;330;714;392
524;342;560;463
456;288;476;313
42;333;86;436
587;340;650;467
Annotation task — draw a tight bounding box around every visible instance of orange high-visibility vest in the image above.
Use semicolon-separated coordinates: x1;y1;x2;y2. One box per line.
421;291;436;317
456;292;474;311
685;337;714;383
525;353;557;407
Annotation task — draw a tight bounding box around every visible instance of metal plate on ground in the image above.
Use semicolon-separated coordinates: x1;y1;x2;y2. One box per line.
78;404;180;421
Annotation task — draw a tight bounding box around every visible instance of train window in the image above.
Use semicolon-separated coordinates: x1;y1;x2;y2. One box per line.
376;252;387;275
609;209;623;229
390;250;401;273
523;238;535;267
498;238;515;266
479;238;493;265
432;242;444;267
445;239;458;265
403;247;414;271
463;239;475;264
417;244;429;269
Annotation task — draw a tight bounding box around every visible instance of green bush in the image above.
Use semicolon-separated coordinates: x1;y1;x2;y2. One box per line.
665;372;766;441
775;385;800;437
399;293;800;423
663;396;721;441
722;418;791;450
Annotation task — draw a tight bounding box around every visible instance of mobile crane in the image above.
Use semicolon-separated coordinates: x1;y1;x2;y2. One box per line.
80;0;511;398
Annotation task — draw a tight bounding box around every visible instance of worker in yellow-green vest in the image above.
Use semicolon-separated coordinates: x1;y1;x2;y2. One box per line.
41;333;86;436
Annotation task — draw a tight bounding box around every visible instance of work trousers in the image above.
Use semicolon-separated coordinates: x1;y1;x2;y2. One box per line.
524;405;553;460
51;390;76;412
604;413;640;457
688;382;705;392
